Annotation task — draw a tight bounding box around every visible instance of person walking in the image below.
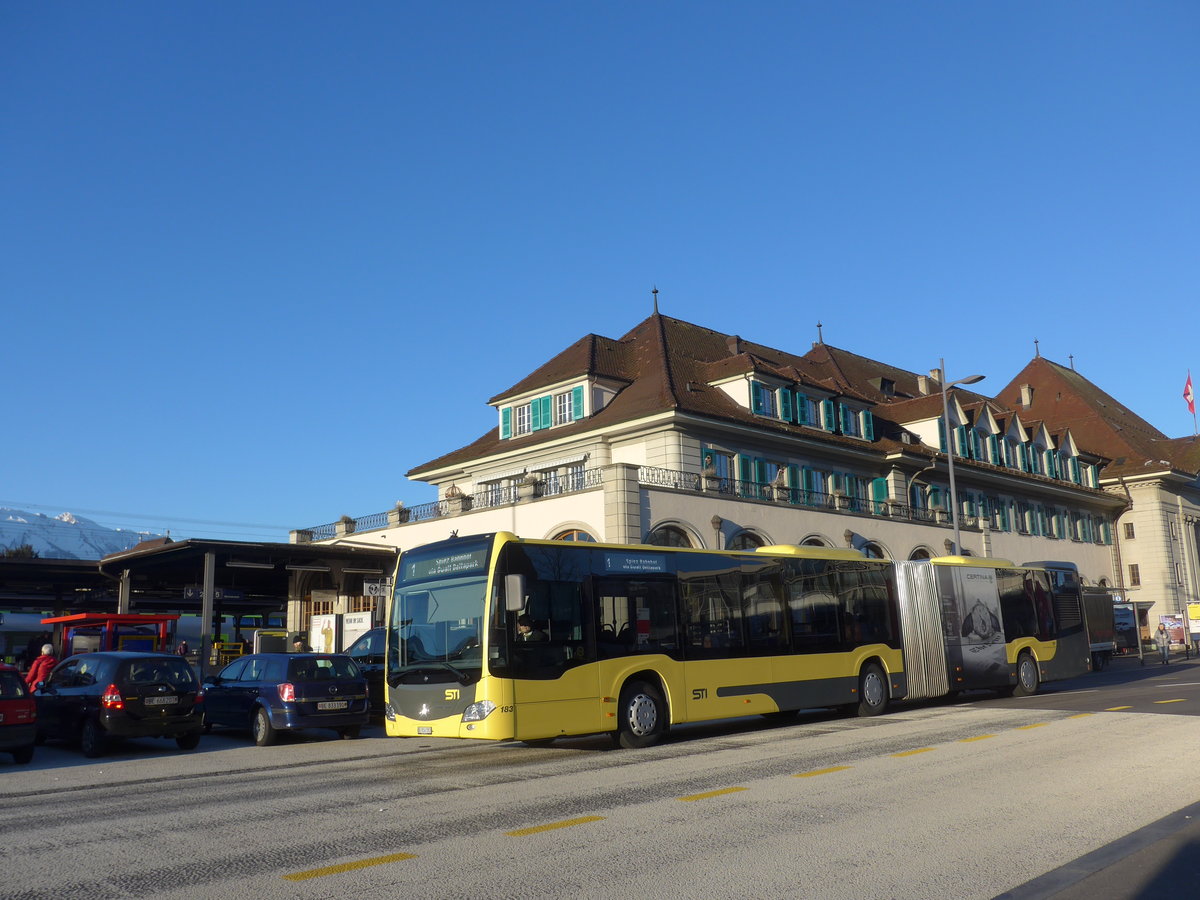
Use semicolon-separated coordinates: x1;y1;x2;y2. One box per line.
24;643;57;690
1155;623;1171;665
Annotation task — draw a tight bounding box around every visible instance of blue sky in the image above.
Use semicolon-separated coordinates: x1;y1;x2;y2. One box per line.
3;2;1197;543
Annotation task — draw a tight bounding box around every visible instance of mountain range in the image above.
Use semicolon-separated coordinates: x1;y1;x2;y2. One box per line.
0;508;162;560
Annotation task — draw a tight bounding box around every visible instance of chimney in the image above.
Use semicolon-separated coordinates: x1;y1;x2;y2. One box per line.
916;375;930;395
1020;384;1034;408
726;335;743;356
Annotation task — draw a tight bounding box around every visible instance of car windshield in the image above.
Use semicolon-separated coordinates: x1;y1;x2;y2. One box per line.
0;670;28;698
123;659;196;688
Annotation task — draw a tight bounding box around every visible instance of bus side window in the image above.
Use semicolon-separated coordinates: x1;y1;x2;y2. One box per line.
785;561;841;653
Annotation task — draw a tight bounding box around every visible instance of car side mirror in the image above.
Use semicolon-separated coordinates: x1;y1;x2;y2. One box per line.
504;574;526;612
203;675;218;686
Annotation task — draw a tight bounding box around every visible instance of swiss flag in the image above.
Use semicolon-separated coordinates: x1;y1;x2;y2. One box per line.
1185;372;1195;415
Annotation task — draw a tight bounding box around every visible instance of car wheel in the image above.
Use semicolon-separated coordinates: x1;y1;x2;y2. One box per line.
176;732;200;751
613;679;666;749
80;718;107;758
252;707;277;747
11;745;34;765
338;726;360;740
856;663;889;717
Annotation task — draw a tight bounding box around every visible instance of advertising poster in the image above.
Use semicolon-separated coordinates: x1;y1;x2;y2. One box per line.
309;614;338;654
1188;603;1200;639
1160;614;1185;645
342;612;372;651
1113;605;1139;651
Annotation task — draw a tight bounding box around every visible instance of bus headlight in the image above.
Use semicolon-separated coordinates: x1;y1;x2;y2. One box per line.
461;700;496;722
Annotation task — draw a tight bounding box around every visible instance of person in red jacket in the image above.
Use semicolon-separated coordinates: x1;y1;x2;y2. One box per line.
24;644;57;690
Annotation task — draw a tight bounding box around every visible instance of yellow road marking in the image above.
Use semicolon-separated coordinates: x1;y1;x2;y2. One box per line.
1106;706;1132;711
506;816;605;836
958;734;996;743
1067;713;1094;719
282;852;417;882
679;787;748;802
794;766;853;778
1154;699;1186;704
1017;723;1048;730
891;747;935;757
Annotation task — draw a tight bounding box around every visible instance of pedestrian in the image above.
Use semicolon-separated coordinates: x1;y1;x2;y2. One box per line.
292;635;311;652
176;639;189;657
25;643;57;690
1155;623;1170;665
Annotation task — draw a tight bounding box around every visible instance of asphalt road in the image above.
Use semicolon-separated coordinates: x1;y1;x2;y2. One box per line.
3;654;1200;900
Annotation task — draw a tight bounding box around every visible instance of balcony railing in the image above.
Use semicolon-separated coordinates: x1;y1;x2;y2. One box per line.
297;464;958;543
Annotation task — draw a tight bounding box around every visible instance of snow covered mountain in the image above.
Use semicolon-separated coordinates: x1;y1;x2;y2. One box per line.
0;508;163;560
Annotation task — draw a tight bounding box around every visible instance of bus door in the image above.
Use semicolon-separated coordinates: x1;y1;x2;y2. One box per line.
508;578;601;741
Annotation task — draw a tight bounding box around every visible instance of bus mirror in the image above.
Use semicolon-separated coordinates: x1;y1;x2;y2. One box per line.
504;574;526;612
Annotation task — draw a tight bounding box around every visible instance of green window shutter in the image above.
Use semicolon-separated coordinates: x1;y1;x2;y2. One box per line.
754;458;768;484
779;389;793;422
787;464;801;489
532;396;552;431
795;393;809;425
751;381;765;415
572;385;584;420
1070;457;1081;483
955;425;968;458
1018;443;1029;472
929;486;943;509
871;477;888;513
839;404;852;433
500;407;512;439
802;467;816;494
822;399;836;431
938;419;946;452
862;410;874;441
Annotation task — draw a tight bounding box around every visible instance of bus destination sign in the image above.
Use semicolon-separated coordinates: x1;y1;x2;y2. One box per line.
604;552;667;574
406;548;488;581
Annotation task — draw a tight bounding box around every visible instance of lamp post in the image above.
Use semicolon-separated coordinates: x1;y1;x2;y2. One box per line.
940;358;986;555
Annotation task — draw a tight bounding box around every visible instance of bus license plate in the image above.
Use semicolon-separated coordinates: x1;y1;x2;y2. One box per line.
417;727;433;735
144;696;178;706
317;700;348;711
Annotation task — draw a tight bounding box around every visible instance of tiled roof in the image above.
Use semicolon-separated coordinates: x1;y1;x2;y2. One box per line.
994;357;1192;477
410;312;1178;482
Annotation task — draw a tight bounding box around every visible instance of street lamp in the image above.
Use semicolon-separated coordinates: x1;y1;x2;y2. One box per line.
940;358;986;555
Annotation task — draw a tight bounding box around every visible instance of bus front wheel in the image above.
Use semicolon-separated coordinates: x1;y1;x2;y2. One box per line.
614;680;666;749
857;663;888;717
1011;653;1040;697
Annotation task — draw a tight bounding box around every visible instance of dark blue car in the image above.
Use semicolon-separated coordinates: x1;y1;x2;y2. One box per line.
202;653;369;746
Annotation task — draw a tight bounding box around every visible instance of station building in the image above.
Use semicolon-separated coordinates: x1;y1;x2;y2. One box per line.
298;311;1163;627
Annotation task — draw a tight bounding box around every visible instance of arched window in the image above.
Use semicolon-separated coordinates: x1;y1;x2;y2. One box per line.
909;548;931;560
861;542;885;559
801;537;829;548
728;531;764;550
553;529;595;542
645;525;693;548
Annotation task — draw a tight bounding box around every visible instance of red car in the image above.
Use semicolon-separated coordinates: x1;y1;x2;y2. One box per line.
0;663;36;764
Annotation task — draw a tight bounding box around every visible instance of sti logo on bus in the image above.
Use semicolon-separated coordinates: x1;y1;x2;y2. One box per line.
692;688;708;700
444;689;460;701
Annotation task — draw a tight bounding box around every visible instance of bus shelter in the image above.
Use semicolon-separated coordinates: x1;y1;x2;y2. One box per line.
41;612;180;656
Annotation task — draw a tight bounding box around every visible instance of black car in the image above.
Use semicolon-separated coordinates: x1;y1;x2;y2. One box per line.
33;652;204;758
345;627;385;715
203;653;369;746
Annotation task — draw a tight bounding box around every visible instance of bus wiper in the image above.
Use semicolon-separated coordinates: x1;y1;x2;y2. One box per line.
390;660;472;686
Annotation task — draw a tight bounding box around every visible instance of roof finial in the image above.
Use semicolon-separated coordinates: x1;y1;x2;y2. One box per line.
652;285;659;315
1069;353;1075;370
1034;338;1040;358
817;320;824;344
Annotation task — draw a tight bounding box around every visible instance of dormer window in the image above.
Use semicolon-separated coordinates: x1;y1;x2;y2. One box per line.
499;385;586;439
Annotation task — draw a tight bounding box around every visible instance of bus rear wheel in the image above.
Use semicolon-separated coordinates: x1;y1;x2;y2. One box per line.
856;663;888;717
614;680;665;749
1011;653;1040;697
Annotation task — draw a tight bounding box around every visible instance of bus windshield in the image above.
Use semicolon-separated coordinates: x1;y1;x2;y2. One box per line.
389;539;491;683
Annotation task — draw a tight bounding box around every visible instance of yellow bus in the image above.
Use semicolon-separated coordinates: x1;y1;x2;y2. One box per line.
382;532;1089;747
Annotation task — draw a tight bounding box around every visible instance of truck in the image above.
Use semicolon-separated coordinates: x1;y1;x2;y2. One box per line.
1081;587;1117;670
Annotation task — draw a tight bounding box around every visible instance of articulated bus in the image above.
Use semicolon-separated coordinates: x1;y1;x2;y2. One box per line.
383;532;1089;747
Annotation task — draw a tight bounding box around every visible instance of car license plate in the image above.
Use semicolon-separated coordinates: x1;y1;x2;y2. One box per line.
144;696;178;706
317;700;348;711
